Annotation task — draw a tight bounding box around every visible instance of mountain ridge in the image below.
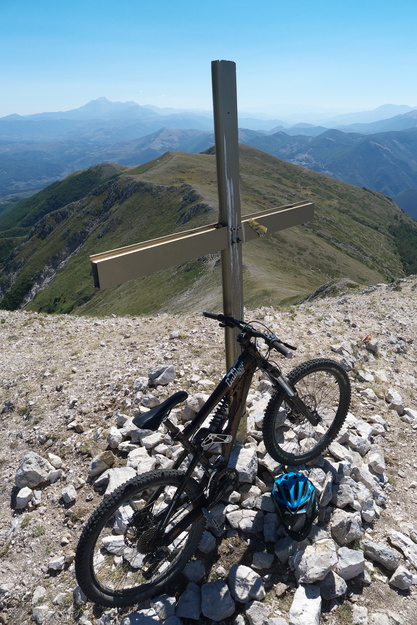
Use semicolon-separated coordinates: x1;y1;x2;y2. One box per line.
245;127;417;198
2;98;415;127
1;146;416;317
2;99;417;220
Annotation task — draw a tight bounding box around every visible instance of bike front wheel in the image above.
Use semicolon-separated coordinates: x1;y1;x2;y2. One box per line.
75;470;206;608
263;358;351;466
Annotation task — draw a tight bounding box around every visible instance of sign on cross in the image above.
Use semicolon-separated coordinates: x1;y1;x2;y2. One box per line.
90;61;314;368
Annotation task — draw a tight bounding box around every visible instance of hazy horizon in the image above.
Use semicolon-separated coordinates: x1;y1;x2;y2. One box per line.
1;96;415;128
2;0;417;119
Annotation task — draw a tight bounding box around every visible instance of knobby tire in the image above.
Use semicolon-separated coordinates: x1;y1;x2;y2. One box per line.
75;470;206;608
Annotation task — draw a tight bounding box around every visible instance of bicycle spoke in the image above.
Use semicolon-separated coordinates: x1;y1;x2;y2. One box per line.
275;369;340;455
263;359;350;464
76;471;206;606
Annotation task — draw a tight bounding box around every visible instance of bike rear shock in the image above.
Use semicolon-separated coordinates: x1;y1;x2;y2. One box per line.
208;395;230;432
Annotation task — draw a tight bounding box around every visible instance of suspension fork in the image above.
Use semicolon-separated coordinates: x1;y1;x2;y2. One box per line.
265;364;321;427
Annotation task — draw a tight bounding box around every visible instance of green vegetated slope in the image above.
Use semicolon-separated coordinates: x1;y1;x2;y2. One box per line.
0;162;127;269
0;145;416;316
0;162;127;238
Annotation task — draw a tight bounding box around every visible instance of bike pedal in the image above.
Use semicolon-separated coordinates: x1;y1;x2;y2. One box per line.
201;507;222;532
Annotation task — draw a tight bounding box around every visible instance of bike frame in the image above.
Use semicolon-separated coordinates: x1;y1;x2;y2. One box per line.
142;329;317;543
169;335;269;471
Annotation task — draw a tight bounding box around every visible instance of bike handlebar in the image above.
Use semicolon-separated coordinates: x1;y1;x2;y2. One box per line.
203;311;296;358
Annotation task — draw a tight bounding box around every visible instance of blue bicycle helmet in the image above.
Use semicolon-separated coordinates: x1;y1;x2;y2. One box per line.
272;472;317;541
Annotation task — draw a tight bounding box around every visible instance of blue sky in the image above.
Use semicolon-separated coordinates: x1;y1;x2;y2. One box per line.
2;0;417;119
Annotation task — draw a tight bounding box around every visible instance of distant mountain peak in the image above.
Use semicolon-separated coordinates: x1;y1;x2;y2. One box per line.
0;113;24;120
67;97;154;120
328;104;415;127
79;97;139;110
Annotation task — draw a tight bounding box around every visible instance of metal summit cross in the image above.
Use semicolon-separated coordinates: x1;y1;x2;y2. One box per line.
90;61;314;368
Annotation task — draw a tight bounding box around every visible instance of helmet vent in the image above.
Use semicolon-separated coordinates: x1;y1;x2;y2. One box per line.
272;472;317;541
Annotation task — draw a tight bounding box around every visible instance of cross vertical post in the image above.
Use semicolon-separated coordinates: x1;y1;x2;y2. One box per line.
89;61;314;372
212;60;243;369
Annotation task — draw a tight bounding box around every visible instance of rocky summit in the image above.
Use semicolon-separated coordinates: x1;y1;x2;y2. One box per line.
1;277;417;625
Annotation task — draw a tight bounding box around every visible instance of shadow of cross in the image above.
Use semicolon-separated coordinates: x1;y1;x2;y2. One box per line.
90;61;314;368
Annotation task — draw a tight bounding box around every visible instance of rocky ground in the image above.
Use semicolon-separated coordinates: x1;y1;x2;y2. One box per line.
1;276;417;625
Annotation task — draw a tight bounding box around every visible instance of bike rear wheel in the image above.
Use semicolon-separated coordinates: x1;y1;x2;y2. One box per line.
263;358;351;466
75;470;206;608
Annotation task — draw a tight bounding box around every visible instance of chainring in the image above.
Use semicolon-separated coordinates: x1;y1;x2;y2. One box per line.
208;468;239;506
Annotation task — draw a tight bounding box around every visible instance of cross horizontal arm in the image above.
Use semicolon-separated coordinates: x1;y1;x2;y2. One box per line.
90;201;313;289
242;202;314;243
91;222;228;289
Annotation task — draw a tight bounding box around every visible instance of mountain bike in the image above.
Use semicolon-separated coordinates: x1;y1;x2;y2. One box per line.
75;311;351;607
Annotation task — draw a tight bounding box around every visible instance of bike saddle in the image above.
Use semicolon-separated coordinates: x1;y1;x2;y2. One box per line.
133;391;188;431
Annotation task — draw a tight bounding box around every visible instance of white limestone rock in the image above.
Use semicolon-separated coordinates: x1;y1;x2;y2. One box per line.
288;584;321;625
32;586;46;606
252;551;275;570
201;579;235;621
245;600;272;625
184;560;206;582
319;472;334;507
176;582;201;620
47;453;63;469
293;539;338;583
230;445;258;484
126;446;156;473
389;565;414;590
388;529;417;570
15;452;54;489
104;467;136;495
319;571;347;600
331;482;356;509
150;594;176;621
336;546;365;580
48;555;66;572
352;605;368;625
350;466;386;506
366;446;386;474
107;426;123;449
226;509;264;534
385;387;405;415
88;450;115;478
32;605;54;624
101;535;126;555
15;486;34;509
61;484;77;505
361;539;400;571
330;509;363;546
148;365;176;386
198;530;217;555
181;393;207;422
228;564;266;603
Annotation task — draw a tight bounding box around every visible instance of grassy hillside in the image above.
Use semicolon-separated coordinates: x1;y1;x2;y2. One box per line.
1;145;416;316
0;163;126;239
